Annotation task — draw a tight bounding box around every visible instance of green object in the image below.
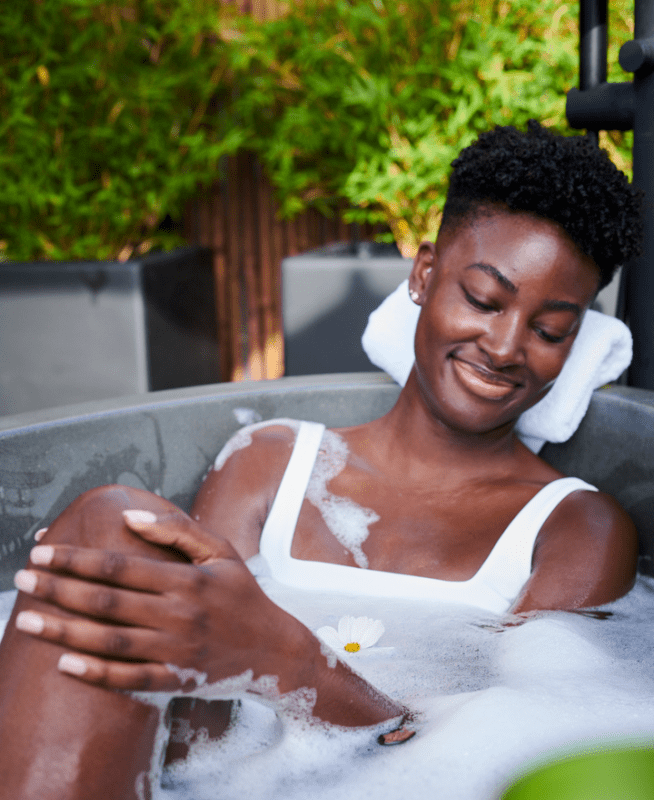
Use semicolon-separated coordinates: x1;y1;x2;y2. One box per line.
0;0;636;262
502;746;654;800
0;0;245;261
236;0;635;255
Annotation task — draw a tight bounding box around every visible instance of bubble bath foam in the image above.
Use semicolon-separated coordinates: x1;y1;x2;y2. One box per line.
2;576;654;800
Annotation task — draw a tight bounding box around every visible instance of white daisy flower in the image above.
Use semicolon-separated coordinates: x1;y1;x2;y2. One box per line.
317;615;385;654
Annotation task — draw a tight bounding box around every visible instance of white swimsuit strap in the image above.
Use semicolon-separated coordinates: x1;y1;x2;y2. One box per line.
474;476;598;603
259;421;326;569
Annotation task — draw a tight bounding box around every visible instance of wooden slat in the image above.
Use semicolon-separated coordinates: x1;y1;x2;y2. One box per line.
235;0;288;20
240;152;265;380
210;175;233;381
185;151;387;382
225;155;246;380
255;159;284;378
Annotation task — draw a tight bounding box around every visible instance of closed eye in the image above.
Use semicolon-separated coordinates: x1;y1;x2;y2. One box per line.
463;289;495;312
535;328;567;344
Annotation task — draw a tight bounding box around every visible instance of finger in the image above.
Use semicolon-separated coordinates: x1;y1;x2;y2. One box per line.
34;527;48;542
28;544;196;595
15;609;168;663
122;509;239;566
14;566;169;628
57;652;185;692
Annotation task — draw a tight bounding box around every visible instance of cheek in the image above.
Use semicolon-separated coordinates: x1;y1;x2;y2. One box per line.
419;298;483;345
530;344;573;388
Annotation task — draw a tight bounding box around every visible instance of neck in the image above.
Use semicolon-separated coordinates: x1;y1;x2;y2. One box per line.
372;371;523;481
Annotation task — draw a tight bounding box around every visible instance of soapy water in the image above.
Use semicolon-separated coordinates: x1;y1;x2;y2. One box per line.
3;572;654;800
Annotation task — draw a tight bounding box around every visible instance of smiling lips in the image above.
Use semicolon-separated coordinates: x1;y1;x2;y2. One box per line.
450;357;520;400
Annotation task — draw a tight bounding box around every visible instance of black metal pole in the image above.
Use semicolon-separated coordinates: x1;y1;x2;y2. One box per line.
579;0;608;146
625;0;654;388
568;0;654;388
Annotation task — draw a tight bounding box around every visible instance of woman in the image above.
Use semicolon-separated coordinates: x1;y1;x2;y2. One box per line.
0;121;644;799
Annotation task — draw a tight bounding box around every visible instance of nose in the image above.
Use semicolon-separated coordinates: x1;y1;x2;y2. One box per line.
477;312;526;369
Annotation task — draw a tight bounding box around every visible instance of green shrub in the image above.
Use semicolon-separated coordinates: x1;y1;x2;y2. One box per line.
0;0;246;261
1;0;635;261
234;0;634;255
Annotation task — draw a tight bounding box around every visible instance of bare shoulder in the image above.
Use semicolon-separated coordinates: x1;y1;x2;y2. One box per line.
190;420;302;560
515;487;638;612
212;419;301;470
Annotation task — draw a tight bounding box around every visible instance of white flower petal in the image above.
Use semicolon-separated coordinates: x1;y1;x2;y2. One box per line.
337;615;357;642
316;625;343;651
358;619;385;648
331;615;385;650
348;616;372;643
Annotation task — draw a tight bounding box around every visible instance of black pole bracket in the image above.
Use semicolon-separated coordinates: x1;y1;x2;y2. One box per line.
566;82;635;131
620;36;654;72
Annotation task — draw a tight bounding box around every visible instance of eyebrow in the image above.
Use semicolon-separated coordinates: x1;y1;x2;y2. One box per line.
541;299;582;316
466;262;517;293
466;262;582;317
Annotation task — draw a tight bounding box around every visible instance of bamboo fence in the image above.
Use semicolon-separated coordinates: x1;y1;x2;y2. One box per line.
234;0;289;18
184;152;382;382
185;0;385;382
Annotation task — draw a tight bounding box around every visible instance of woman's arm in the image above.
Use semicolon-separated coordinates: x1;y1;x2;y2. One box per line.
14;509;404;728
510;489;638;614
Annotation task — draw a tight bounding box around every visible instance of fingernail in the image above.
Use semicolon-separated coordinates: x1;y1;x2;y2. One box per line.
30;545;54;566
58;654;87;676
34;527;48;542
14;570;37;594
123;510;157;525
16;611;45;634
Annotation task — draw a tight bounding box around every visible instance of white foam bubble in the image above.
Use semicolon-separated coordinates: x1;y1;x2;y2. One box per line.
318;639;338;669
164;664;208;691
306;429;379;568
215;422;379;567
213;419;301;471
233;408;263;426
3;576;654;799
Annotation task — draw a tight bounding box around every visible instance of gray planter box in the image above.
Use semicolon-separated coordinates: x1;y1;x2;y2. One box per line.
282;242;412;375
0;246;220;415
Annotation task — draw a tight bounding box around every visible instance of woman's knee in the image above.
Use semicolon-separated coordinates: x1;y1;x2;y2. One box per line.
43;484;182;559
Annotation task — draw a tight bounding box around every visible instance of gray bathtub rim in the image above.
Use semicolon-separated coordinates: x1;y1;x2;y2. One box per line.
0;373;652;589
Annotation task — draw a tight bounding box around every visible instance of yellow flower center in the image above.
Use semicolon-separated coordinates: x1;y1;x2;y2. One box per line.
344;642;361;653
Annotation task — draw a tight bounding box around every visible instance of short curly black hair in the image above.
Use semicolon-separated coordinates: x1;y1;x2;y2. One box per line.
440;120;643;290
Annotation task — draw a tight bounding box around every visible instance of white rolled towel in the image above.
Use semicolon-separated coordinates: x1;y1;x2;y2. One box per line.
362;279;632;453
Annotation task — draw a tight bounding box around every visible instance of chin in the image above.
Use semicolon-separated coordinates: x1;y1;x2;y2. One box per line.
421;379;544;439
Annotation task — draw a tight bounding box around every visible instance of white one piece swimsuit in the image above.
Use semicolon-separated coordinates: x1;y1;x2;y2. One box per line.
257;421;598;615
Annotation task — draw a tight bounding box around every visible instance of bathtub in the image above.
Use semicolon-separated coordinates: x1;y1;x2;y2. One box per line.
1;374;654;800
1;373;653;589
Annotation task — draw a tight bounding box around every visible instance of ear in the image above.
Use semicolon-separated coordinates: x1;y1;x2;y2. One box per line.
408;241;436;305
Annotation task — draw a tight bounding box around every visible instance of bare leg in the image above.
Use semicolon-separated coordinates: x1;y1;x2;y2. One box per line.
0;484;224;800
164;696;233;764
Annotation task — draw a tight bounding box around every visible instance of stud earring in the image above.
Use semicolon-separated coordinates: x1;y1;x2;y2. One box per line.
426;267;432;273
409;289;420;303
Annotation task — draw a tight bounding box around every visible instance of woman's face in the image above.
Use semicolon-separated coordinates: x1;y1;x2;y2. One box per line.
409;209;601;435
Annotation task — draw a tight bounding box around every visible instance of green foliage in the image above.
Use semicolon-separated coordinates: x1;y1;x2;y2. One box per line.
1;0;636;260
0;0;245;261
234;0;635;254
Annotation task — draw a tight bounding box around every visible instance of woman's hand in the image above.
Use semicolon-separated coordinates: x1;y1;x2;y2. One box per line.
13;509;311;695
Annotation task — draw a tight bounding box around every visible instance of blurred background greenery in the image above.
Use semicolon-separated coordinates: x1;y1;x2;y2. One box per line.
0;0;635;262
